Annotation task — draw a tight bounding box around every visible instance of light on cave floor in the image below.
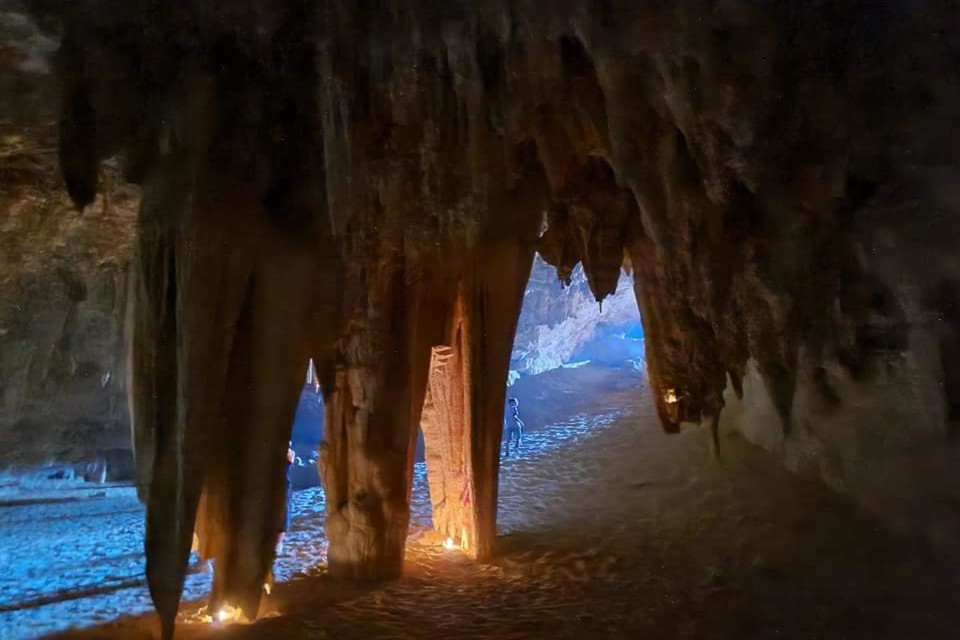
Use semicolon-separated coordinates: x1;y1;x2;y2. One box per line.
182;602;271;628
664;388;678;404
209;603;247;626
443;537;458;550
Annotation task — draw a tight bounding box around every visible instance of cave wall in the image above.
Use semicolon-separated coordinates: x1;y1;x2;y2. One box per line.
722;233;960;558
0;0;958;632
0;248;131;465
723;347;959;557
1;4;137;466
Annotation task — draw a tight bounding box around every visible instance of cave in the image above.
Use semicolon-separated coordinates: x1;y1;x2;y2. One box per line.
4;1;960;638
268;264;643;565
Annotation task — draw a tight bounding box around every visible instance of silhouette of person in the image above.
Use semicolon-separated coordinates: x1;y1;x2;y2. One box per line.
503;397;524;459
277;442;296;554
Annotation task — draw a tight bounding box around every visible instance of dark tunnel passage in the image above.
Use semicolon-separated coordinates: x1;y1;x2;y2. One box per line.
5;1;960;638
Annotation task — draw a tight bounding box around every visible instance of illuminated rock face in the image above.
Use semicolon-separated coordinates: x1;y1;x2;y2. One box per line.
510;256;642;377
0;0;955;635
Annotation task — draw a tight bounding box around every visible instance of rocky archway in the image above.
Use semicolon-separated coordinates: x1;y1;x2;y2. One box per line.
21;1;960;637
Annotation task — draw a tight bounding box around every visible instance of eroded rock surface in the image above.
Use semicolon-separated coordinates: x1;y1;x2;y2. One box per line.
1;0;960;635
0;4;137;467
510;255;642;377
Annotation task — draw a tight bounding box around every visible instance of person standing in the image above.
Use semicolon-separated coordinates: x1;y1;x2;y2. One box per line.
503;397;524;459
276;442;296;555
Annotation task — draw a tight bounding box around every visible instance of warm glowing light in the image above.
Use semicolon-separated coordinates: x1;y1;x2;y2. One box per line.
213;604;244;625
664;388;678;404
180;605;214;626
443;536;457;550
185;603;250;627
263;582;272;595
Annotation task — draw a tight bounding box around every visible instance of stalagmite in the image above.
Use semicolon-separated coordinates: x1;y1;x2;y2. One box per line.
707;413;722;462
126;102;344;629
421;314;475;553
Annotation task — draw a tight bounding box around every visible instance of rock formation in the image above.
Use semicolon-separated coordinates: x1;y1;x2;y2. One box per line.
0;3;137;467
1;0;959;636
511;255;641;378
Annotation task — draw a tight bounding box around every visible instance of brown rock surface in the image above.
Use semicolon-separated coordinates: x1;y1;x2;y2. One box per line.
0;5;137;466
2;0;960;635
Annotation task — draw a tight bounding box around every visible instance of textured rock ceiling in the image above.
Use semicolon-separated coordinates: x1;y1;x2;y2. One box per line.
55;0;958;430
3;0;960;635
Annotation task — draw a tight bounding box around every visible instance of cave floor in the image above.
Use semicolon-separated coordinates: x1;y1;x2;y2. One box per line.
20;374;960;640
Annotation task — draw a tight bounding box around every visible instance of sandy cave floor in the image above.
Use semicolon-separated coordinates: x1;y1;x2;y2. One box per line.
3;372;960;639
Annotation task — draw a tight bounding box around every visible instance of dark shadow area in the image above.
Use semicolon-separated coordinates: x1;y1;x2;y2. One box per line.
931;280;960;430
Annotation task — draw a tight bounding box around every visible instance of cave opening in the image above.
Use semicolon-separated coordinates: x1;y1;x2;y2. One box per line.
287;360;324;489
414;253;645;557
280;256;645;566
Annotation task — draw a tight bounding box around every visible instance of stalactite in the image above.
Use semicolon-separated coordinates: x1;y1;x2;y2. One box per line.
463;237;539;558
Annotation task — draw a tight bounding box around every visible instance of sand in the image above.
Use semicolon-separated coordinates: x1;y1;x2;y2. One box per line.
6;370;960;639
